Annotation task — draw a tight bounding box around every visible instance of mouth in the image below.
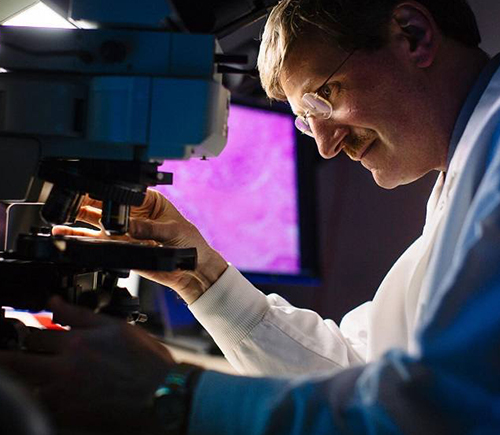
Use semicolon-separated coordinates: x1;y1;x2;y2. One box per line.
343;136;378;161
360;139;376;160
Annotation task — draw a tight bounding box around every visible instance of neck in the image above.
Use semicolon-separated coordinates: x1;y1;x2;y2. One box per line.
433;45;490;171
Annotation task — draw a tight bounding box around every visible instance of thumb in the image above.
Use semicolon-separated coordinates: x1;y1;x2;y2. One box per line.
48;296;111;328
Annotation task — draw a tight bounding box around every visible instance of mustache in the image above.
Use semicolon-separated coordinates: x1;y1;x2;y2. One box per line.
342;132;376;159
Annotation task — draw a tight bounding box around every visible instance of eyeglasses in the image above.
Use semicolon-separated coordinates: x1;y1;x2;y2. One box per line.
294;50;356;137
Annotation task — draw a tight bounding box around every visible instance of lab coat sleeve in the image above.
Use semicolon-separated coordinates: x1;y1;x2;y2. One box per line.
189;266;366;376
187;137;500;434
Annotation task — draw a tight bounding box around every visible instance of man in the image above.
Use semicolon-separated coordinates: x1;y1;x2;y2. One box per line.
2;0;500;433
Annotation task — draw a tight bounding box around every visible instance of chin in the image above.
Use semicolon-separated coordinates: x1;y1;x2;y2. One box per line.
371;168;425;189
371;169;405;190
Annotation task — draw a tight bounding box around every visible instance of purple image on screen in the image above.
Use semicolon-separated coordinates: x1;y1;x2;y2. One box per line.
156;104;300;274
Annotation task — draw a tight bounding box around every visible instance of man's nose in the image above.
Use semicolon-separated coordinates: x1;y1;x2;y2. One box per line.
309;118;349;159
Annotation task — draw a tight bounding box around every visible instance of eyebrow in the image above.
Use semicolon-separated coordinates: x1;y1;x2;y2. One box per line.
300;78;319;95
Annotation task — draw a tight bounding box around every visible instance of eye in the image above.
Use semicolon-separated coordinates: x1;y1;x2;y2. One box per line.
319;82;339;100
320;86;331;98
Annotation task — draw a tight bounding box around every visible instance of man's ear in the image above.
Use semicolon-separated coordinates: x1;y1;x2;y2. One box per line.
391;2;440;68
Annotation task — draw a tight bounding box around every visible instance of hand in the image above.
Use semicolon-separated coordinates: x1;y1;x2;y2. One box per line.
0;297;178;434
53;189;228;304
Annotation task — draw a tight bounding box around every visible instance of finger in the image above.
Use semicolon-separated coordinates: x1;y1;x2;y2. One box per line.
48;296;111;328
76;205;102;227
131;189;165;219
52;226;104;238
81;191;173;221
80;195;102;209
132;189;185;221
128;219;181;244
25;329;71;354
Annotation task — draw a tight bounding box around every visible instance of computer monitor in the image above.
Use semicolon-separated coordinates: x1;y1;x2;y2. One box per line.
155;100;319;284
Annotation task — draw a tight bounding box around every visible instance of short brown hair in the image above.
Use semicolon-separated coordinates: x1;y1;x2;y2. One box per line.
258;0;481;100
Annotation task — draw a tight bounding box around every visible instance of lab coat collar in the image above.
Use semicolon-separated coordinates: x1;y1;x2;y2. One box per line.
447;53;500;167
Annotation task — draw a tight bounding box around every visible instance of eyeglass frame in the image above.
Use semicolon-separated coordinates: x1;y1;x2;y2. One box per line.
294;50;356;137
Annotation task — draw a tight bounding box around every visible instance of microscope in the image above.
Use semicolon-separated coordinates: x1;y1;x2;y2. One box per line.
0;0;244;347
0;2;286;433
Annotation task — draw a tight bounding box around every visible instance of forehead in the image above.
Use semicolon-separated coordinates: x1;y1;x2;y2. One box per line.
280;36;346;112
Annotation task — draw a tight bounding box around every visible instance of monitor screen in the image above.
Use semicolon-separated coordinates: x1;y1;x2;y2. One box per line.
156;103;303;276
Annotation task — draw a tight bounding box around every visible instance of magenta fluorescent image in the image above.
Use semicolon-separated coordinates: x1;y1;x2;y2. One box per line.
157;104;300;274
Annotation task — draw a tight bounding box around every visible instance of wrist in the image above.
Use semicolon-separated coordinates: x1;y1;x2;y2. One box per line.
182;252;228;305
149;363;204;435
199;251;229;292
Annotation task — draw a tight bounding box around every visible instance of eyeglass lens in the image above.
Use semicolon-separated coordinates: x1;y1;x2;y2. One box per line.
294;116;314;137
295;93;333;136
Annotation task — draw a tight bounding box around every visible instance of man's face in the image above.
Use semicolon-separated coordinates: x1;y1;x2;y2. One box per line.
280;34;447;189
